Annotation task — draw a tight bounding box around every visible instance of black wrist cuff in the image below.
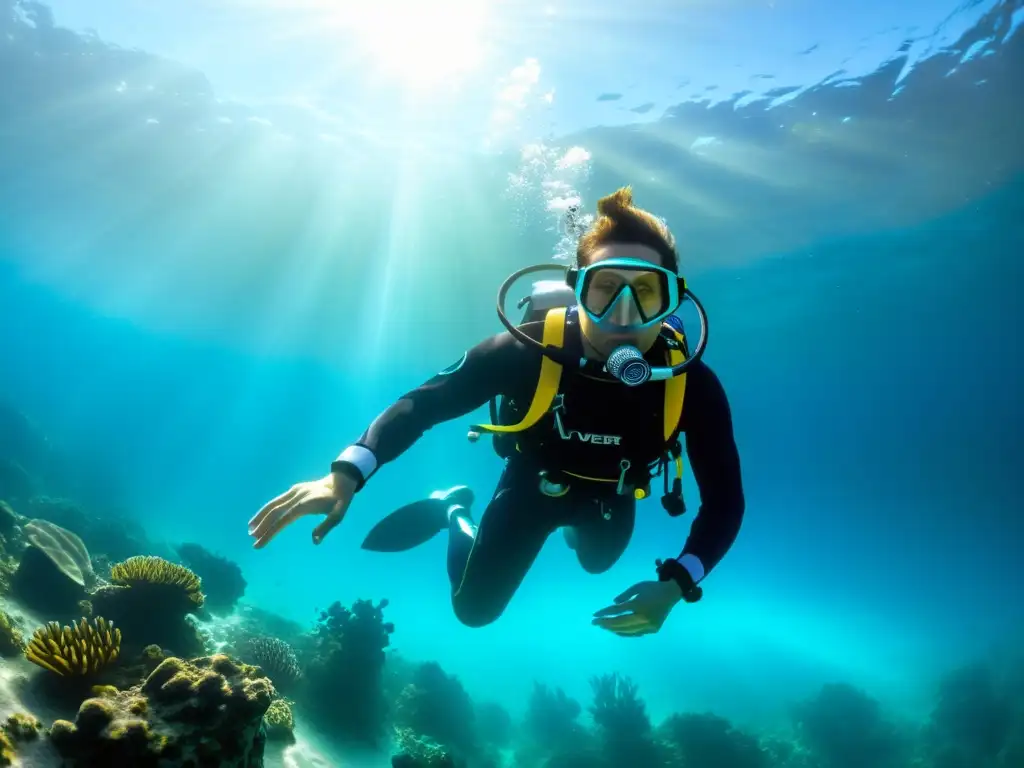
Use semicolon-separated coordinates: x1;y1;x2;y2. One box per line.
330;460;366;492
656;557;703;603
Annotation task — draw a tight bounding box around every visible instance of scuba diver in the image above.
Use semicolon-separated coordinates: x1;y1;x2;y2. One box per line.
248;187;744;637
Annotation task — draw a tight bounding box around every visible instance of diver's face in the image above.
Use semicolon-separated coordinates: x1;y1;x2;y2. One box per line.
578;243;666;358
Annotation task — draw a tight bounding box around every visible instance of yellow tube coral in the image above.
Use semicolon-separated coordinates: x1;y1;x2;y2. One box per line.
25;617;121;676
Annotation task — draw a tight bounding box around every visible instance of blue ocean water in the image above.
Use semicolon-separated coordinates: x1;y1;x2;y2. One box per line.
0;0;1022;765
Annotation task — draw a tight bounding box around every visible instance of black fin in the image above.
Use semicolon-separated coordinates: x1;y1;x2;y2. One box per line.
360;499;449;553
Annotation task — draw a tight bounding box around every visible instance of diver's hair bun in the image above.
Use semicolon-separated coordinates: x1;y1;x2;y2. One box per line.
596;186;635;219
576;185;678;272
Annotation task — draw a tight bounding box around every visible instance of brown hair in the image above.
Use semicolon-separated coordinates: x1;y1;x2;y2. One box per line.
575;186;678;273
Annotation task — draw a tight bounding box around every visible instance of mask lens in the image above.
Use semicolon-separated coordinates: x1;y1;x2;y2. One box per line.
580;264;672;325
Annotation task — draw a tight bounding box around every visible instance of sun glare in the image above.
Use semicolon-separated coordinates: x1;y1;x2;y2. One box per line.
341;0;489;89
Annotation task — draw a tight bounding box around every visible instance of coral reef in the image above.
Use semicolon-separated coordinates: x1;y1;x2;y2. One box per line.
24;616;121;676
923;661;1019;767
391;727;459;767
589;673;663;766
661;712;770;768
793;682;908;768
302;597;394;745
394;661;478;761
49;654;273;767
176;542;247;615
0;609;25;656
243;636;302;693
91;555;205;656
475;701;513;751
516;682;593;766
11;518;93;614
263;698;295;743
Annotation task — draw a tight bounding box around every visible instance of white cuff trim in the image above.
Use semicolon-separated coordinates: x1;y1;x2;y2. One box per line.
336;445;377;480
677;553;705;583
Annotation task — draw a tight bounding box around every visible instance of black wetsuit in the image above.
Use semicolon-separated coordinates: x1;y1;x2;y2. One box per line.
343;313;744;627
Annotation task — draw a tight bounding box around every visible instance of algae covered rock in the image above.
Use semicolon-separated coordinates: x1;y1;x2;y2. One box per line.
263;699;295;744
0;610;25;657
49;653;274;767
0;714;42;767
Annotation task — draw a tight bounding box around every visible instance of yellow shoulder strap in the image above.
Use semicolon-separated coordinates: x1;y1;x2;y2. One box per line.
663;328;688;442
472;307;566;434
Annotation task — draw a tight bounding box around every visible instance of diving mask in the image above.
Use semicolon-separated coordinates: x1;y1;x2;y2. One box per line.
495;262;708;386
570;257;680;332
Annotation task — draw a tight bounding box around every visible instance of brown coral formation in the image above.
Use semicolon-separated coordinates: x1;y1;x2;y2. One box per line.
49;654;274;767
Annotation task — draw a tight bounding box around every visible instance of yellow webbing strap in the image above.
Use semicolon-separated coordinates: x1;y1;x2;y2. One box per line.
663;328;688;442
472;307;566;434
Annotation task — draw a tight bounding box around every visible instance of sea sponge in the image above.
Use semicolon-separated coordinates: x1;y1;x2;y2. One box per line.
263;699;295;743
0;610;24;657
110;555;204;608
24;616;121;676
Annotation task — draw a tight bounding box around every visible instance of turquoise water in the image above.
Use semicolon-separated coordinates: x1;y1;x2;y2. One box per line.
1;0;1022;765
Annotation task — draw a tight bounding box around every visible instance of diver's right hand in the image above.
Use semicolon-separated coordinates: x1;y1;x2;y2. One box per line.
248;471;358;549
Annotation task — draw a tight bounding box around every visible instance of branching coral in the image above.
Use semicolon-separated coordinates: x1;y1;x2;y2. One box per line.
521;682;590;763
303;598;394;745
110;555;204;608
589;673;662;766
24;616;121;676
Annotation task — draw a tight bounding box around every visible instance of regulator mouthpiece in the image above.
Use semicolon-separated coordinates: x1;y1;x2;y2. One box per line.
606;345;651;386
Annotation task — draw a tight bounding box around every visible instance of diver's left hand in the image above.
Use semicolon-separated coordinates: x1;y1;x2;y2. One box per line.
591;580;683;637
